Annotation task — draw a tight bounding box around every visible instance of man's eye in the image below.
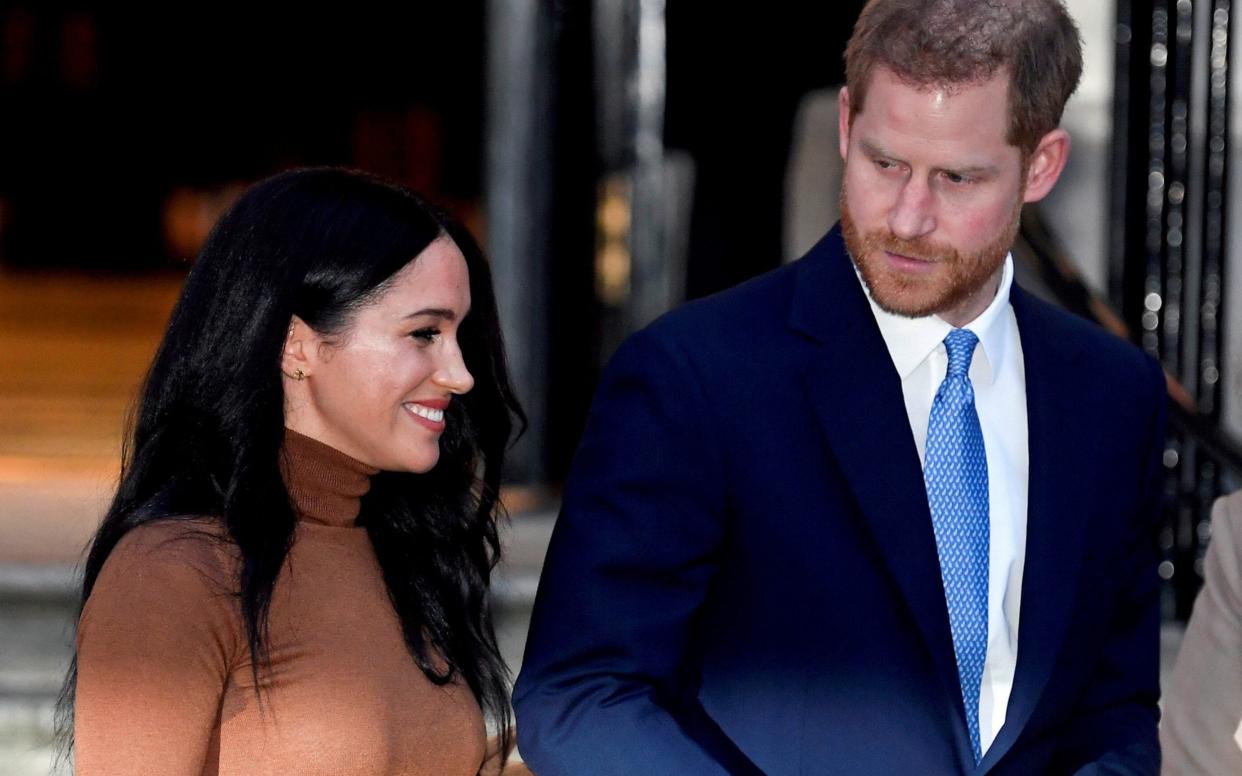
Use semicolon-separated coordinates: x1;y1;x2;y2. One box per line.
942;171;972;185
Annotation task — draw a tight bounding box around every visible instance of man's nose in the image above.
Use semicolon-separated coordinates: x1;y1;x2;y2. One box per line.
887;178;936;241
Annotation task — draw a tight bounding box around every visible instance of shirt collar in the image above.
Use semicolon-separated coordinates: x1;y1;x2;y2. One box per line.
856;254;1014;385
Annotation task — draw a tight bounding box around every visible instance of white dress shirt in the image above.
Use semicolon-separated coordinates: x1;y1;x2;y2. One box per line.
857;255;1029;755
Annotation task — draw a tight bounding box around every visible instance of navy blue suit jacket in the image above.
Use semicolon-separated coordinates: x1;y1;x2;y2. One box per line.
513;226;1167;775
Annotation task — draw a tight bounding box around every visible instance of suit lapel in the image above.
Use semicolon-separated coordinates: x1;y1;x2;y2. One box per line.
791;228;973;763
978;285;1099;772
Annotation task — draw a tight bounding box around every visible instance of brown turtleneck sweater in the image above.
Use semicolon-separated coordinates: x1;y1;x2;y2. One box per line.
75;429;514;776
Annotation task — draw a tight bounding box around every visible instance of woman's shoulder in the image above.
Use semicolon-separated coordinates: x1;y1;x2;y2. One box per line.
87;517;240;615
75;517;246;748
110;516;230;552
111;517;235;572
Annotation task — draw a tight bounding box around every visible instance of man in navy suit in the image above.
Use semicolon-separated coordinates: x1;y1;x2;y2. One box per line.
514;1;1167;773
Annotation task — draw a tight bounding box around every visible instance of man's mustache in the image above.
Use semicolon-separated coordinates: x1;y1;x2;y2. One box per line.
862;231;959;263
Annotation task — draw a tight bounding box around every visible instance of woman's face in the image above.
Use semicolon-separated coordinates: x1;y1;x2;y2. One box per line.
283;237;475;473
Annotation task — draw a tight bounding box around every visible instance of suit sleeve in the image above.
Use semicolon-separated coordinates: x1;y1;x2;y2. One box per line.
1058;355;1167;775
1159;493;1242;774
74;522;239;775
513;328;761;776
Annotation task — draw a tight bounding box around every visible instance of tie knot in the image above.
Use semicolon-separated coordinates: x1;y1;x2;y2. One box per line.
943;328;979;378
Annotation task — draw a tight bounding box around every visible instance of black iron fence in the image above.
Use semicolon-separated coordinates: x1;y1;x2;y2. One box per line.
1018;207;1241;622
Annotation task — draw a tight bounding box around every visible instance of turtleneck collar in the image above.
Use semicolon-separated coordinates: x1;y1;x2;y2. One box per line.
279;428;380;527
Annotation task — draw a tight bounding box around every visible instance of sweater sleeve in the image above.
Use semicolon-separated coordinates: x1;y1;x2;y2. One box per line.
1160;493;1242;775
74;520;241;775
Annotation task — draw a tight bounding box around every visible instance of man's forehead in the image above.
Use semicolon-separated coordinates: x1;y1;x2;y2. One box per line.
872;64;1009;101
854;67;1011;135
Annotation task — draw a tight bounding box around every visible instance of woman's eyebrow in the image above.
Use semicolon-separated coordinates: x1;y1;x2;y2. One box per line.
404;307;459;321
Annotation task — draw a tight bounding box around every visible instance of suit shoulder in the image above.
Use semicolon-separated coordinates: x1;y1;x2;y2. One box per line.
636;260;801;348
1017;288;1160;384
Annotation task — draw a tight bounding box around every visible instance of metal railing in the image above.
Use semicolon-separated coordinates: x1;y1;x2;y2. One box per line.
1017;207;1241;621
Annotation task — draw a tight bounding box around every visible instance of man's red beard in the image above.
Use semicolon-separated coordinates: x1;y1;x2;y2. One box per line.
839;186;1022;320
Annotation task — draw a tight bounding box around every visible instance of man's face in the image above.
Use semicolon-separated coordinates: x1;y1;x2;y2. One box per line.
838;66;1033;326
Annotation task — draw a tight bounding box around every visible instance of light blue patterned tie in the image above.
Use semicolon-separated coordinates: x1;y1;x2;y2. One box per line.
924;328;989;762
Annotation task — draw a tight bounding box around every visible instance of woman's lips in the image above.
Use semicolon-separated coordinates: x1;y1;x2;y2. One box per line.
403;401;447;432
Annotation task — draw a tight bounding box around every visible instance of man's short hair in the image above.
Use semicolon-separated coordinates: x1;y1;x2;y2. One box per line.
844;0;1084;155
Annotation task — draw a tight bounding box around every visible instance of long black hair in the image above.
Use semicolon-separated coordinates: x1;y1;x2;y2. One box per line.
57;167;524;760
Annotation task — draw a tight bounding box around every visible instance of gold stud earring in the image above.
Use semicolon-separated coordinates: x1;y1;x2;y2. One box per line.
293;369;305;381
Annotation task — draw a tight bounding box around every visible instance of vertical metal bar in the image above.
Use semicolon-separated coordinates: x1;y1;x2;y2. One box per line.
1193;0;1232;595
1200;0;1230;420
1167;0;1199;619
626;0;673;331
1134;0;1198;619
1182;0;1210;403
592;0;635;170
1224;0;1242;443
1141;3;1169;357
1110;0;1136;310
486;0;552;483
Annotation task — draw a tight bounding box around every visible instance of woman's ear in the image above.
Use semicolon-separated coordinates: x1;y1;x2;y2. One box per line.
281;316;314;382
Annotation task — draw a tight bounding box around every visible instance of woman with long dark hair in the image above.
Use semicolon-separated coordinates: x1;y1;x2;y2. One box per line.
61;168;526;774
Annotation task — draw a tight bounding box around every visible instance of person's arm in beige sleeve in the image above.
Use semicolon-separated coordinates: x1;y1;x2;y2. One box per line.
1161;492;1242;775
477;731;535;776
74;521;240;775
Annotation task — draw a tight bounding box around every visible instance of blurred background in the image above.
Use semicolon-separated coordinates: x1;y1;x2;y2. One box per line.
1;1;1239;772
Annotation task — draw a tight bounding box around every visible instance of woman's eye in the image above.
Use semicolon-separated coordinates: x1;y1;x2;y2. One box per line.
410;328;440;344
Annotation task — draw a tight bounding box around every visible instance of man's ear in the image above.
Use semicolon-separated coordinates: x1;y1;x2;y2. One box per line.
838;86;852;162
281;315;315;381
1023;128;1071;203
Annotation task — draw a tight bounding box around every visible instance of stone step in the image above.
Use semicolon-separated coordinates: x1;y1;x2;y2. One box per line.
0;693;62;776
